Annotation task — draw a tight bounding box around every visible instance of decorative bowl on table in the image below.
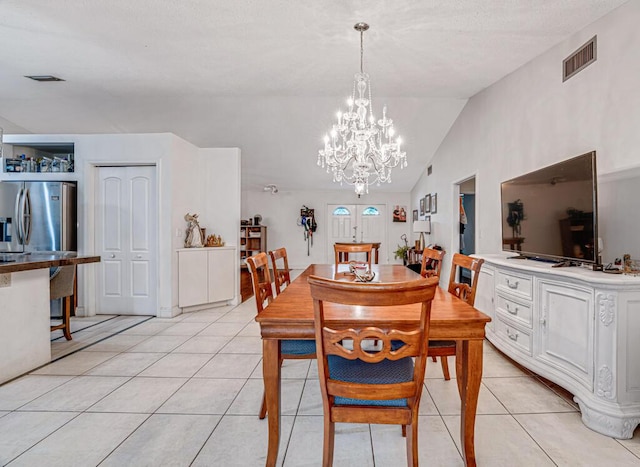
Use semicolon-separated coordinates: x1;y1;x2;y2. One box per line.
348;261;375;282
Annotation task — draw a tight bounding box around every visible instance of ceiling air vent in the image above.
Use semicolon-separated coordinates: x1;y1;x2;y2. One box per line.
24;75;65;82
563;36;596;82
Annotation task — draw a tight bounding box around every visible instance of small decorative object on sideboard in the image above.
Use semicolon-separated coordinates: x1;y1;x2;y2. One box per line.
184;213;204;248
206;235;225;247
623;254;640;276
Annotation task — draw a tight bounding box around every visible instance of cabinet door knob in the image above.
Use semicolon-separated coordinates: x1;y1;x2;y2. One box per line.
110;254;115;258
506;303;518;315
136;254;142;258
506;279;519;289
506;329;519;341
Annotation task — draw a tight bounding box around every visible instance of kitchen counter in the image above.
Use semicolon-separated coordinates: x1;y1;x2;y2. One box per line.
0;253;100;384
0;253;100;273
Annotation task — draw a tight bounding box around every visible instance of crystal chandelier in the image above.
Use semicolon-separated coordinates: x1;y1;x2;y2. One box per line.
317;22;407;196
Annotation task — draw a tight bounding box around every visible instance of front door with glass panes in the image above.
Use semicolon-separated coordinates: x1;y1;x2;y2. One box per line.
326;204;387;263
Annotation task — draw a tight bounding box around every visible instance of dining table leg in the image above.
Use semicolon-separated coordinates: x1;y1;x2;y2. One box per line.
263;338;281;467
457;338;483;467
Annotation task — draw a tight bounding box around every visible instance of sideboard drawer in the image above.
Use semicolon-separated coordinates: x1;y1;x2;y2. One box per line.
495;315;532;356
496;292;533;327
496;270;533;300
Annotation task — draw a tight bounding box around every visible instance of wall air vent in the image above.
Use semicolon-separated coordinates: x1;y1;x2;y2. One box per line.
24;75;65;82
427;165;433;176
563;36;596;82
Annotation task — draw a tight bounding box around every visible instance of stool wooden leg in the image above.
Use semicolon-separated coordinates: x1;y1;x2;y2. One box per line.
62;296;72;341
440;356;450;380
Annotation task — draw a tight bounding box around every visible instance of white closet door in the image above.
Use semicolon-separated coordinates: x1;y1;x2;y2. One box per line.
96;166;158;315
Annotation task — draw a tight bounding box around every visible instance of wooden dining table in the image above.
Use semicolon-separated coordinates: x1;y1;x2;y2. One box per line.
255;264;491;467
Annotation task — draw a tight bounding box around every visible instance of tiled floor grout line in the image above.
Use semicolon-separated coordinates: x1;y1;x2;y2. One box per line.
49;316;155;363
510;413;560;466
50;315;122;342
94;308;243;466
95;413;155;466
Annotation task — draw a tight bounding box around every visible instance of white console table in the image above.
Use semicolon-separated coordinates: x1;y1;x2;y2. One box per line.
476;254;640;439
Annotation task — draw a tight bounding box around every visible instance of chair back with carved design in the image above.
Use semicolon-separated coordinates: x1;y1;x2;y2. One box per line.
308;274;437;466
269;247;291;295
447;253;484;306
246;252;274;314
333;243;373;274
420;247;446;278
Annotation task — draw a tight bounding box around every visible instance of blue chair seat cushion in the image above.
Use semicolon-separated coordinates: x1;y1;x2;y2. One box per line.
282;339;316;356
327;355;414;407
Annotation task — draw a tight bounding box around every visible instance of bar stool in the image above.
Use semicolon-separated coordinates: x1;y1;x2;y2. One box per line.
50;265;76;340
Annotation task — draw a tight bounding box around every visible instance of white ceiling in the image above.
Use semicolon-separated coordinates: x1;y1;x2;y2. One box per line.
0;0;629;192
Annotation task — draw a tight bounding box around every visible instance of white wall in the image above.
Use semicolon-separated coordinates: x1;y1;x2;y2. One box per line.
242;189;411;269
411;1;640;267
200;148;242;304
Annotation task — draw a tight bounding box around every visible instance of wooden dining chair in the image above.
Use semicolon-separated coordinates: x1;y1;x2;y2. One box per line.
308;274;438;467
333;243;373;274
420;247;445;278
416;247;450;377
429;253;484;381
268;247;291;295
246;252;316;419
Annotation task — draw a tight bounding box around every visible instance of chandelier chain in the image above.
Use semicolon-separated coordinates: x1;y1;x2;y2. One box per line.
360;28;364;74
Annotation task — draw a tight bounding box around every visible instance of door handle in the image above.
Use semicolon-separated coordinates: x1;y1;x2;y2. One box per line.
14;187;23;244
23;189;32;244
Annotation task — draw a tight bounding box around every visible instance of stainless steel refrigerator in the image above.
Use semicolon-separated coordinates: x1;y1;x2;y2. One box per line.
0;181;76;254
0;181;77;316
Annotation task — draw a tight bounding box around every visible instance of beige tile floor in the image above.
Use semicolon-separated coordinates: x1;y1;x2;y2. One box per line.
1;296;640;465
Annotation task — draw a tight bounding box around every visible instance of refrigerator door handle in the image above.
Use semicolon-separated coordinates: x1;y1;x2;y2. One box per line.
22;188;32;245
14;186;24;244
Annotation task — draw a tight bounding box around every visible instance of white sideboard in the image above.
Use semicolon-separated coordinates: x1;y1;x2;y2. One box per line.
178;247;236;309
476;254;640;439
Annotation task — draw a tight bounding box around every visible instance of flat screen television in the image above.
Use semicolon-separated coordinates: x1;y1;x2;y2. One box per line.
500;151;598;264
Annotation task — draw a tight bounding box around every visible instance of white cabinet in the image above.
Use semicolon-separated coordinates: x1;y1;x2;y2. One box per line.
537;280;594;390
481;254;640;439
474;264;495;332
178;247;236;308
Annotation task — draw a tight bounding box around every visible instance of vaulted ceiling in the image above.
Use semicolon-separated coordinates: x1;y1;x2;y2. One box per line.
0;0;629;192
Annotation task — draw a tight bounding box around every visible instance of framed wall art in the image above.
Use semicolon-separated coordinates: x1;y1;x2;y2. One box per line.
412;209;418;221
425;194;432;213
419;198;425;216
392;205;407;222
431;193;437;214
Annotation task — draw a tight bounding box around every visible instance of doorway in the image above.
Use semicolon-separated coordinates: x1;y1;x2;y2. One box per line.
95;165;158;315
326;204;387;263
455;177;476;284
